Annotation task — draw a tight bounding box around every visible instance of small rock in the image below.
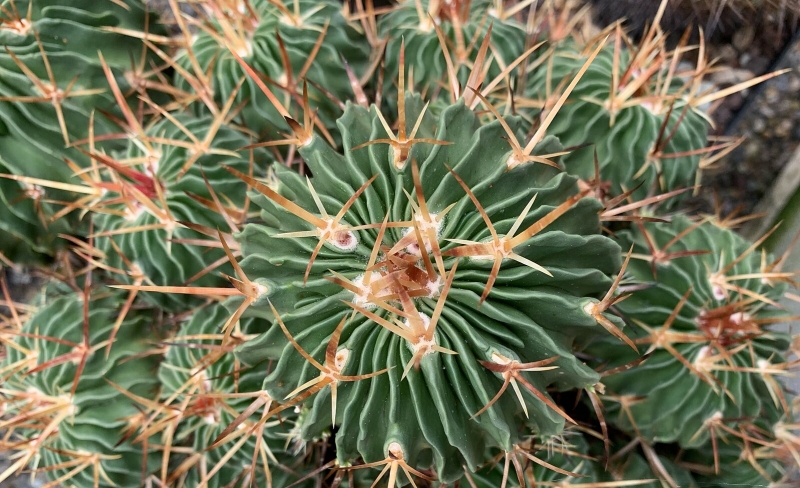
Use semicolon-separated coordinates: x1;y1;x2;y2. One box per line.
745;56;770;75
732;25;755;51
744;141;761;159
717;45;738;63
739;53;751;66
710;68;755;86
776;119;794;138
752;118;767;133
764;86;780;104
789;76;800;92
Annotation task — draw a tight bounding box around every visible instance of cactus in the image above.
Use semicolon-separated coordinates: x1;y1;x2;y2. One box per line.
0;156;70;263
91;111;269;311
155;303;312;487
171;0;370;137
0;284;159;487
0;0;167;262
586;215;794;464
0;1;797;487
524;38;709;203
377;0;528;95
227;82;622;483
523;14;785;205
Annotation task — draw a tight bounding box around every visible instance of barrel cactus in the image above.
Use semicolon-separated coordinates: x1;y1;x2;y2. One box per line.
172;0;370;137
587;215;793;453
156;303;311;488
92;112;269;311
226;85;622;483
0;0;166;262
524;38;709;202
0;285;159;487
378;0;528;95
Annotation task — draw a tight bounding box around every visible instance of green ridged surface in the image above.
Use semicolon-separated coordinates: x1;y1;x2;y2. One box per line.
684;441;785;488
232;95;621;482
525;42;708;201
588;216;791;448
94;113;269;311
0;156;69;262
378;0;526;94
0;0;165;262
2;286;159;487
158;303;311;488
174;0;369;137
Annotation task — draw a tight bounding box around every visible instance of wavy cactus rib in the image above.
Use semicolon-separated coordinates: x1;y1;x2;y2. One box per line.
172;0;369;137
0;1;797;487
92;113;269;311
0;0;166;262
0;286;159;487
589;215;792;450
525;39;708;202
227;91;621;482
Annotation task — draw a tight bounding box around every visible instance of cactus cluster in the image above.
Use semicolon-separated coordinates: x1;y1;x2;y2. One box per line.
1;0;798;487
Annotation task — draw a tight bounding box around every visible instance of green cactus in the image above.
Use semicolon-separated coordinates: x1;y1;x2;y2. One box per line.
92;113;270;311
587;215;792;450
0;1;797;487
0;156;70;263
157;303;312;488
683;440;786;488
0;0;166;262
227;90;621;483
378;0;527;95
172;0;370;137
0;285;159;487
525;39;709;202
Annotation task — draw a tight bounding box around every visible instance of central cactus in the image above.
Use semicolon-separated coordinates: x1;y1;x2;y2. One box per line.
228;89;621;482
